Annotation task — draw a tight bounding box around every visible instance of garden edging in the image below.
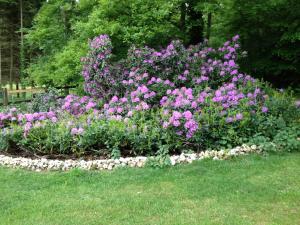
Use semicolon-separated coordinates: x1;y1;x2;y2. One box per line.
0;144;259;172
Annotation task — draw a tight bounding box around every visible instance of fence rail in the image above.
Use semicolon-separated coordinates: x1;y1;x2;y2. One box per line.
0;86;76;106
7;88;44;94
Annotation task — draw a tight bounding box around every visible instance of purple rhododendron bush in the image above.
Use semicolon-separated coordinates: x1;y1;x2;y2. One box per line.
1;35;299;158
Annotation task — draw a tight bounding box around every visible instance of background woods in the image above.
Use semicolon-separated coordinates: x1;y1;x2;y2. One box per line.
0;0;41;86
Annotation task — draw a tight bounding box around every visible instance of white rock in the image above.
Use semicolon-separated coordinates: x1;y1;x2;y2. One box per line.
0;144;260;171
213;156;219;160
137;161;144;167
107;164;113;170
170;157;176;166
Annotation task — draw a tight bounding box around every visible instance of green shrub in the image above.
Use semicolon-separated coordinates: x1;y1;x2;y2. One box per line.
29;88;61;112
273;126;300;152
19;122;73;155
249;125;300;152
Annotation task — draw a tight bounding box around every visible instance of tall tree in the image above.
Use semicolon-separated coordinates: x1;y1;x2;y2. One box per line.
186;0;204;45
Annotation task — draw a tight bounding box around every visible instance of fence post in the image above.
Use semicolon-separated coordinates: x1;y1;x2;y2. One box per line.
3;88;8;106
16;82;20;98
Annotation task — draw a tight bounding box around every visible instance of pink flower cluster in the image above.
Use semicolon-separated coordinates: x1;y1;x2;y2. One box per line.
160;87;199;109
0;108;58;137
0;108;57;128
103;95;132;120
162;110;199;138
71;127;84;136
62;95;97;116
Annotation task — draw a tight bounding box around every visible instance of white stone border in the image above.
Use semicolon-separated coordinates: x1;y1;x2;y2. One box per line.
0;144;259;172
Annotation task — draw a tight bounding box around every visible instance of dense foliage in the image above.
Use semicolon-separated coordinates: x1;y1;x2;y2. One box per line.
211;0;300;86
1;36;299;158
24;0;204;86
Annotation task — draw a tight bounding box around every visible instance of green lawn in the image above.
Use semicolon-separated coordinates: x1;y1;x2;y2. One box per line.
1;153;300;225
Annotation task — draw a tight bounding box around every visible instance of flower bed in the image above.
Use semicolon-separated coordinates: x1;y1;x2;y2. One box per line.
0;35;299;160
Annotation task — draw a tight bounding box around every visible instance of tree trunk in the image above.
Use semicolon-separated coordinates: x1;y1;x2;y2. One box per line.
180;2;186;32
206;12;212;40
187;0;204;45
9;34;14;89
0;42;2;86
20;0;24;78
0;16;2;86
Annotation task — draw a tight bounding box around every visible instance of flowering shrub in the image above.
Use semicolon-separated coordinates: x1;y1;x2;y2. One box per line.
81;35;125;100
82;35;243;100
0;35;299;156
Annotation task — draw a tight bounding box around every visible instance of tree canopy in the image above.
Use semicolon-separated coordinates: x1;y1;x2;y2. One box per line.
1;0;299;88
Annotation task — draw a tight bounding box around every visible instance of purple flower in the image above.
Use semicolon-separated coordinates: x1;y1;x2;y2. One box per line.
228;60;236;67
191;101;197;108
127;111;133;117
25;114;34;122
71;128;78;135
232;35;240;41
71;127;84;136
226;117;234;123
141;102;150;110
24;122;32;137
86;101;96;110
139;85;149;94
77;128;84;135
172;111;182;120
120;97;128;103
162;121;169;128
111;96;119;103
116;107;123;113
108;108;115;114
176;131;183;136
184;119;198;134
173;120;181;127
133;97;140;103
215;90;222;97
183;111;193;120
235;113;243;121
230;70;238;75
262;106;268;113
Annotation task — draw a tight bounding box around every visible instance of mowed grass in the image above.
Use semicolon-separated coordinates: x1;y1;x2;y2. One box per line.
0;153;300;225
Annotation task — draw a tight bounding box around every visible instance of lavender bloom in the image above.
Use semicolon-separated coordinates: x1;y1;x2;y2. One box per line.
235;113;243;121
262;106;268;113
71;127;84;136
226;117;234;123
183;111;193;120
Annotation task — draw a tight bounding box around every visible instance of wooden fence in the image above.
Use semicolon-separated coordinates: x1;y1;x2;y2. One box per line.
0;86;76;106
